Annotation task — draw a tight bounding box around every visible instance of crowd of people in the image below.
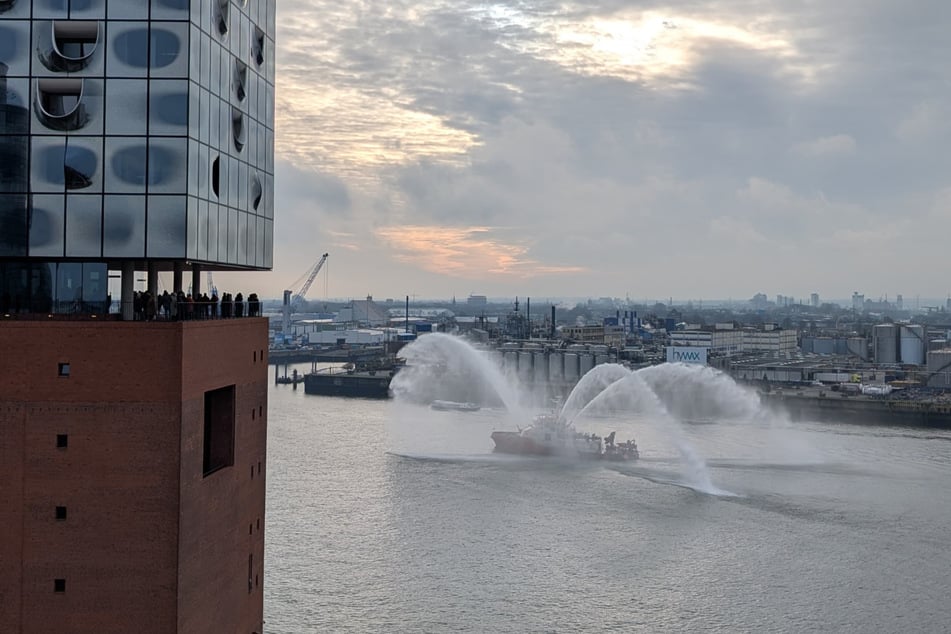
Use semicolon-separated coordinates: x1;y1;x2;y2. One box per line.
131;290;261;321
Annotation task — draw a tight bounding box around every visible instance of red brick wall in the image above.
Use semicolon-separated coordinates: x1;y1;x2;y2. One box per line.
177;320;268;634
0;319;268;634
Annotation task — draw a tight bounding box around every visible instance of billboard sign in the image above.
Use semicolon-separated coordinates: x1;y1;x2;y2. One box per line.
666;346;707;365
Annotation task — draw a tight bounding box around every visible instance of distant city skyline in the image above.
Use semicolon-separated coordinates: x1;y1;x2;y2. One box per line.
220;1;950;301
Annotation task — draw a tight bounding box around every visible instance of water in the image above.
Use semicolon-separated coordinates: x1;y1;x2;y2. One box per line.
265;350;951;633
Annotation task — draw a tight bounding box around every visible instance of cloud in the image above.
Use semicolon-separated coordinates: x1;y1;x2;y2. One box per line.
237;0;951;300
791;134;856;157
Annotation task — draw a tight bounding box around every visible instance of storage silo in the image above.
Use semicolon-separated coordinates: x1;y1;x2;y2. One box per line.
813;337;835;355
548;352;563;381
563;353;579;381
800;337;815;354
518;351;533;379
927;349;951;388
503;350;519;375
533;352;548;382
847;337;869;360
873;324;898;364
579;353;595;377
899;324;925;365
833;337;849;355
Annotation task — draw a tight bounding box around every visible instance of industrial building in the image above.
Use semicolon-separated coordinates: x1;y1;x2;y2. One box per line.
1;2;275;632
668;323;797;356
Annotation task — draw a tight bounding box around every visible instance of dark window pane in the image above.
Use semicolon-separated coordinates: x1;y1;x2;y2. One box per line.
0;194;28;255
112;28;149;68
150;28;181;70
102;194;145;257
108;142;147;189
64;143;97;190
28;194;64;257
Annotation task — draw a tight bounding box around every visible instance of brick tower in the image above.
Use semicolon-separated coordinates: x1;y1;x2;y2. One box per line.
0;1;276;632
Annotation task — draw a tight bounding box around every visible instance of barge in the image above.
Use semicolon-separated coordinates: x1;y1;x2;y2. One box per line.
761;388;951;428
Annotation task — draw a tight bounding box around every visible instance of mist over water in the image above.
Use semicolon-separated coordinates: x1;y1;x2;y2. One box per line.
387;334;811;495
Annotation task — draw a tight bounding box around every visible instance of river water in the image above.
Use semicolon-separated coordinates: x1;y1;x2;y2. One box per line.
263;360;951;633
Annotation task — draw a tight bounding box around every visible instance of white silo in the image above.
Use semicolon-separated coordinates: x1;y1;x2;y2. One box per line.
579;353;595;377
548;352;563;381
899;324;925;365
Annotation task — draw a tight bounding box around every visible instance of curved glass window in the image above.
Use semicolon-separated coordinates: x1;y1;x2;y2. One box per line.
252;27;264;66
40;21;100;72
250;173;262;211
231;107;246;152
233;59;248;101
64;143;97;190
35;78;86;131
215;0;230;36
211;156;220;198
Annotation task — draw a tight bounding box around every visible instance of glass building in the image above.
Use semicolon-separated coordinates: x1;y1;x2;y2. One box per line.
0;0;275;314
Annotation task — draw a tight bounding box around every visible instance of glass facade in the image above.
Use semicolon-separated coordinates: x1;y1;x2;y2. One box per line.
0;0;275;269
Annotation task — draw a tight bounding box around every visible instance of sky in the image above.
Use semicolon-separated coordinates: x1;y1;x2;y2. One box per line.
217;0;951;304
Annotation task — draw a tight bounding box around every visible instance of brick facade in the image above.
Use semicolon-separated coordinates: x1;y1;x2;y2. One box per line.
0;318;268;634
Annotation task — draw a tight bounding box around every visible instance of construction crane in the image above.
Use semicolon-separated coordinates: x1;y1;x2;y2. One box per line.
282;252;329;338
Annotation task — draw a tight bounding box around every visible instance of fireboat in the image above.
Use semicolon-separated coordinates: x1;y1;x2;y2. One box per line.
490;414;638;461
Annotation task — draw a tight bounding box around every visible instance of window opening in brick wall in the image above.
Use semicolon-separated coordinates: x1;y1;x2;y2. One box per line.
251;408;255;420
58;362;70;377
248;554;253;593
55;506;67;520
54;579;66;593
56;434;68;448
203;385;235;477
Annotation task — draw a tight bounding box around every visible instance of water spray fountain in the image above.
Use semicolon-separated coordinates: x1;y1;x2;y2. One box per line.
389;334;798;494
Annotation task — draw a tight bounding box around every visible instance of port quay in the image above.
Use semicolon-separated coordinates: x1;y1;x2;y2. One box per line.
268;295;951;428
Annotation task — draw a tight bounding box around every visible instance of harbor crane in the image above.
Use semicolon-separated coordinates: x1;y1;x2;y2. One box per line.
282;252;329;338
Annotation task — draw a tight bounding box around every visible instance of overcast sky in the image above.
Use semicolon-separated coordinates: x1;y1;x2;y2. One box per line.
218;0;951;304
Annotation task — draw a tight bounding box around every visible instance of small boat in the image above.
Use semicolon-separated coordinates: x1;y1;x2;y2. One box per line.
430;400;481;412
490;414;638;460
